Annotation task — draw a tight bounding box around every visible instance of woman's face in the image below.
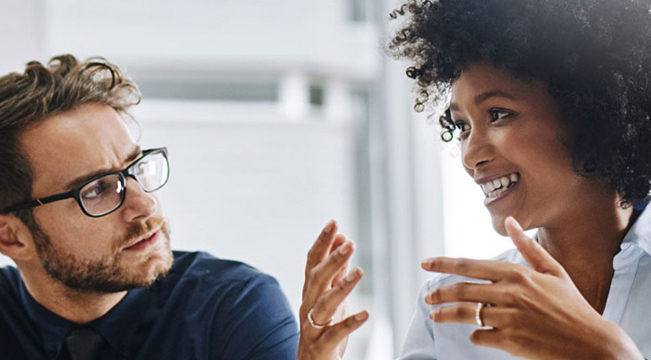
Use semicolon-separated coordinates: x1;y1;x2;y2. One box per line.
450;62;604;235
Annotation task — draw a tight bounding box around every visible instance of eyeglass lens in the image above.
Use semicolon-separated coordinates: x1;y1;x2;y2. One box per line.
78;151;168;216
133;152;168;192
79;175;125;215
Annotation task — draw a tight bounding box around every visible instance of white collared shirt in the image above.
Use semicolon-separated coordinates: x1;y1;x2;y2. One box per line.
398;206;651;359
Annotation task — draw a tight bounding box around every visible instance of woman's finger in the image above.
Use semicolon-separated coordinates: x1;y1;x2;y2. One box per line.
505;217;565;277
311;268;363;325
430;303;509;328
421;256;520;282
424;282;505;306
469;327;503;349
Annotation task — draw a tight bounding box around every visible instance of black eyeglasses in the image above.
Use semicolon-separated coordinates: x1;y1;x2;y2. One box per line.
1;147;170;218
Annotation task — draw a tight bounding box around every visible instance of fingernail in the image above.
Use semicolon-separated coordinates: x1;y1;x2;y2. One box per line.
345;269;358;282
339;241;352;255
421;258;434;269
324;220;335;234
355;311;368;321
429;310;438;321
506;216;523;232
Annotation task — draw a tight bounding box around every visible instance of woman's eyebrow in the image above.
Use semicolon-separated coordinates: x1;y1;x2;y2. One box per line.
449;89;517;111
474;89;517;104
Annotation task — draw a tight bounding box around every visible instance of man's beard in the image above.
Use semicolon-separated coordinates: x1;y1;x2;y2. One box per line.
29;217;174;293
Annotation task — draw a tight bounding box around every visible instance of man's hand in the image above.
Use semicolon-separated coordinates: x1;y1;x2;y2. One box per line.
422;216;644;360
296;220;369;360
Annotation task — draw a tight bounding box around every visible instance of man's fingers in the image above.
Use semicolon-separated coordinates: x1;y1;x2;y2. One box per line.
304;240;355;307
311;268;363;325
329;233;347;254
305;220;338;279
505;216;564;276
321;311;369;349
329;234;349;287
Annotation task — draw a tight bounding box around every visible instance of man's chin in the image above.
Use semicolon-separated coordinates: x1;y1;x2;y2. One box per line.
90;260;172;293
129;246;174;286
71;246;174;294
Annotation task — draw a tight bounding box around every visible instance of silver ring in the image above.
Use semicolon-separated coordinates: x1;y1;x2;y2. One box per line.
307;308;332;329
475;302;485;327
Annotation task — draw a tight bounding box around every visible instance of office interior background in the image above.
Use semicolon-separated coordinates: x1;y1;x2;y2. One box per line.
0;0;518;358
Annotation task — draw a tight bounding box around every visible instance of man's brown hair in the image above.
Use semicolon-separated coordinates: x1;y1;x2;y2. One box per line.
0;54;141;224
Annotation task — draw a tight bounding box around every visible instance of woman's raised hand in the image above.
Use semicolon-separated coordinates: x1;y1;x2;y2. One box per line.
422;216;644;360
296;220;369;360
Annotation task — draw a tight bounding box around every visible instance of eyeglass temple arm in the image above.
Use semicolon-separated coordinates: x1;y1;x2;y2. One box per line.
1;190;76;213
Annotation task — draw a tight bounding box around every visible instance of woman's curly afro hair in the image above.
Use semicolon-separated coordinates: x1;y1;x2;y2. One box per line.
388;0;651;206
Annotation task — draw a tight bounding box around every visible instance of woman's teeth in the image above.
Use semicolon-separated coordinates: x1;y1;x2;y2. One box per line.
480;173;519;198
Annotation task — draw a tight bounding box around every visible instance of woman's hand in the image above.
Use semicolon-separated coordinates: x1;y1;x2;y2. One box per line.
296;220;369;360
422;216;644;360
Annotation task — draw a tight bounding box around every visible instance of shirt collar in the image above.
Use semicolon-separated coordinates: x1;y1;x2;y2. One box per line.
92;286;153;356
620;200;651;257
19;278;150;359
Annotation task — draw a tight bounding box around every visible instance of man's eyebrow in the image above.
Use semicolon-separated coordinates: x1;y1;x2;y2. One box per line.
65;146;142;190
449;89;518;112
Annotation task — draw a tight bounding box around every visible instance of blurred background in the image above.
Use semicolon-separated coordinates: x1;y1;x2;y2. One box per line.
0;0;516;358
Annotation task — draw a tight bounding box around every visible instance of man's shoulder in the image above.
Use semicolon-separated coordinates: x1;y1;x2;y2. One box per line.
0;265;21;294
165;250;278;289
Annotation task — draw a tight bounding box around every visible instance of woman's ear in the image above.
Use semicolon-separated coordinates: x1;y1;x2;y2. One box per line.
0;214;36;262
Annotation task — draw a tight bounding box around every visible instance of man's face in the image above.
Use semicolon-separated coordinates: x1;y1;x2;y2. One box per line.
19;103;173;293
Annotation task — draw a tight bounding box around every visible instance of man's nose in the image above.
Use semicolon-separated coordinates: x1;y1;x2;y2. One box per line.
121;177;157;223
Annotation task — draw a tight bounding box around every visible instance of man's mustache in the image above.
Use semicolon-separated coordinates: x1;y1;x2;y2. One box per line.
117;217;167;247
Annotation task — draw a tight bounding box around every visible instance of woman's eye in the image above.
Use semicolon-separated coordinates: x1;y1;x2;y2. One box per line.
489;109;511;122
455;122;470;133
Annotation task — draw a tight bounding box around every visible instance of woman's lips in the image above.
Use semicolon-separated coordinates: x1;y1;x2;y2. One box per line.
484;180;519;206
124;231;159;251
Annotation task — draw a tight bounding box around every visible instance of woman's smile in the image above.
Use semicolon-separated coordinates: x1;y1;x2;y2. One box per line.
478;172;520;206
449;62;599;234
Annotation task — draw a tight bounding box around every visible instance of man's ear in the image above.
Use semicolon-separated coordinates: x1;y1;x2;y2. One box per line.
0;214;36;262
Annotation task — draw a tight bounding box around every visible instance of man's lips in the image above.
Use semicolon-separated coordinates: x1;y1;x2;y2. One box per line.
124;229;160;251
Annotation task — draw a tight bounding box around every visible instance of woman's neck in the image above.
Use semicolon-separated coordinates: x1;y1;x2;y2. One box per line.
536;198;637;314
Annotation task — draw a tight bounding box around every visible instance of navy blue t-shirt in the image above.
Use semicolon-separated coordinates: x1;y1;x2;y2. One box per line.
0;251;299;359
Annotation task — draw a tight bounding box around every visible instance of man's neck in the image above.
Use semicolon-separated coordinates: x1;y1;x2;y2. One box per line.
18;264;127;324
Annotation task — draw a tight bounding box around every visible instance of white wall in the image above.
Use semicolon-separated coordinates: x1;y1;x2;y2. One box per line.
42;0;379;80
0;0;41;74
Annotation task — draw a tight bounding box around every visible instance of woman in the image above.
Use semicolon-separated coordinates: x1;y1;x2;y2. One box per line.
297;0;651;359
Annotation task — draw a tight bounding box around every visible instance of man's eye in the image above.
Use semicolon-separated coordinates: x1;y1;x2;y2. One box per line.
81;181;107;200
489;109;511;122
134;161;148;177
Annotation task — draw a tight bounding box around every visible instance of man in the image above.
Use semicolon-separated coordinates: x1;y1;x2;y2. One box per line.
0;55;298;359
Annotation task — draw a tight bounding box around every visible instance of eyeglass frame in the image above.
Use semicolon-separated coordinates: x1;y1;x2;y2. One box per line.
0;147;169;218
